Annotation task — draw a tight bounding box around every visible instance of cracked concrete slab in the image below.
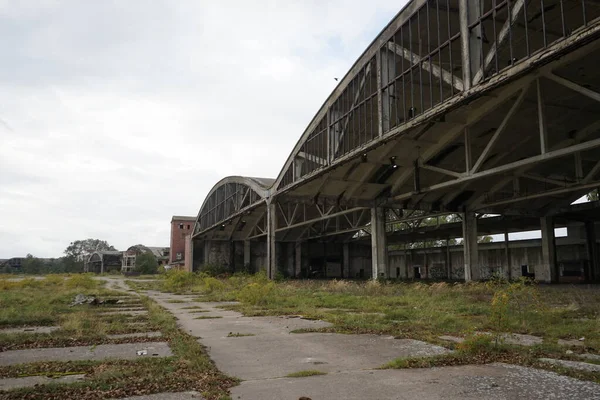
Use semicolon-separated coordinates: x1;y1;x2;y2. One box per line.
0;342;172;366
148;292;449;381
99;310;148;316
0;374;85;390
231;363;600;400
0;326;60;335
106;331;162;339
539;358;600;372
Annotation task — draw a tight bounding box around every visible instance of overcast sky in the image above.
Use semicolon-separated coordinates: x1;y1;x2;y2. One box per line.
0;1;407;258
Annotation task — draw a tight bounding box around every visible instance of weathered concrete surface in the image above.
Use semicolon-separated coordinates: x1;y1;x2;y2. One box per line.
231;363;600;400
97;279;600;400
0;374;85;390
99;310;148;316
539;358;600;373
107;331;162;339
0;326;60;335
115;391;204;399
0;342;172;366
147;292;449;380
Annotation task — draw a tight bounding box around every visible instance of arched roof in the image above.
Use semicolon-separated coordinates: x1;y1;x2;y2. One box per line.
195;176;274;234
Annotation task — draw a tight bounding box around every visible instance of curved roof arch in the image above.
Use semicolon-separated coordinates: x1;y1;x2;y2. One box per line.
195;176;274;234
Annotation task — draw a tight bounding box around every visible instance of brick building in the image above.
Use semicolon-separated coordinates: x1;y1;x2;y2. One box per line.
170;216;196;265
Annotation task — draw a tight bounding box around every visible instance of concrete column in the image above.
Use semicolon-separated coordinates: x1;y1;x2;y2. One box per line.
445;239;451;280
462;212;479;281
371;207;388;279
267;201;277;280
184;235;193;272
540;216;557;283
504;231;512;280
585;221;598;282
243;240;251;269
203;240;210;265
286;242;295;277
343;243;350;278
294;241;302;278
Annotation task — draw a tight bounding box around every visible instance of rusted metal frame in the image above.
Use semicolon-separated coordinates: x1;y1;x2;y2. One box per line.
472;0;526;84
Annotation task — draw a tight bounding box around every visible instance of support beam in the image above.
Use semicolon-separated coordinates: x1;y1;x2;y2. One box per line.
537;79;549;154
540;216;557;283
471;86;529;173
371;207;388;280
473;0;526;84
504;231;511;280
393;137;600;201
462;212;479;281
267;201;277;280
546;72;600;104
386;42;464;91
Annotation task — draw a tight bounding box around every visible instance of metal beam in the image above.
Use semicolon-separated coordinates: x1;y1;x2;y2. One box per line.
471;85;529;173
473;0;526;84
386;42;464;91
546;72;600;104
393;137;600;201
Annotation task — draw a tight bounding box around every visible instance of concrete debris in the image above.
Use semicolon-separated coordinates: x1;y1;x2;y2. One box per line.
70;294;123;307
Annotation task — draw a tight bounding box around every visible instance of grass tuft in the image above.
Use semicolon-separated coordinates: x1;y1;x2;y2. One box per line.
285;370;327;378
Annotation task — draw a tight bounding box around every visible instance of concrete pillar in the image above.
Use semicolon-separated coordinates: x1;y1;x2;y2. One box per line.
243;240;251;269
184;235;193;272
462;212;479;281
286;242;294;277
504;231;512;280
343;243;350;278
540;216;557;283
535;217;558;282
267;201;277;280
204;240;213;266
371;207;388;279
445;239;451;280
294;241;302;278
585;221;598;282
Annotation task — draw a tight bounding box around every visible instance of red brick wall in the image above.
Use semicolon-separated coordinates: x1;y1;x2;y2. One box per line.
170;219;195;264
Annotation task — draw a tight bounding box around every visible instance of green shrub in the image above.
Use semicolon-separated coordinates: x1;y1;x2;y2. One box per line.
65;274;96;289
203;277;226;293
163;271;202;292
237;282;277;306
202;263;229;277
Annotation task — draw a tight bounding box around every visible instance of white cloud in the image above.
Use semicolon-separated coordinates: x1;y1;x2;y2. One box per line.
0;0;405;257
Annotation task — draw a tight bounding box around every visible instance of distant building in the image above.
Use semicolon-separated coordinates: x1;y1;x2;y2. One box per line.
85;251;123;274
170;216;196;265
122;244;169;272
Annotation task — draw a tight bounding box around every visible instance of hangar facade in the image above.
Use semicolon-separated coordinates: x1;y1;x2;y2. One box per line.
191;0;600;282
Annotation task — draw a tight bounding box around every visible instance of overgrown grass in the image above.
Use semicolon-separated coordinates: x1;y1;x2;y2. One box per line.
285;370;327;378
138;272;600;352
0;291;236;399
0;275;158;351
